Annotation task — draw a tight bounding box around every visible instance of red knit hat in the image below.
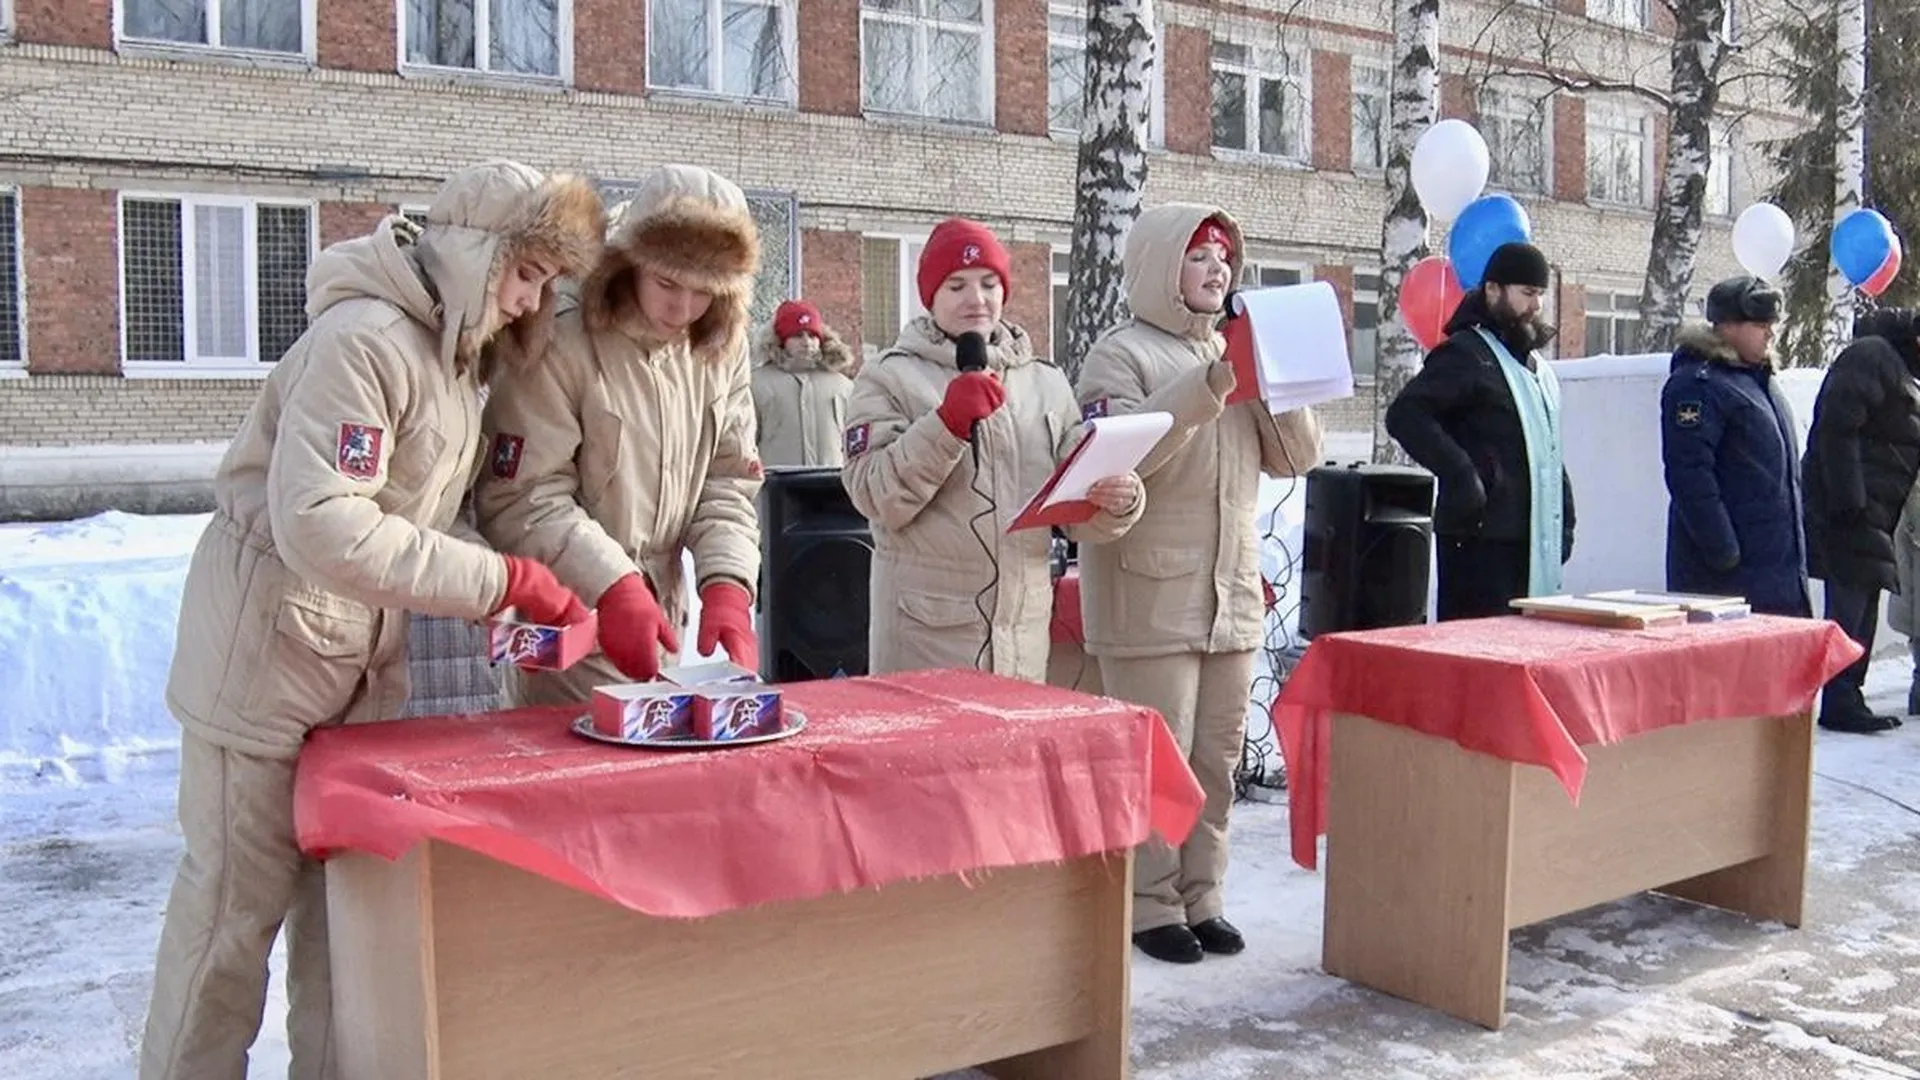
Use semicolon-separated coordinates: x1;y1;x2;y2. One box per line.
1188;218;1235;260
917;218;1012;309
773;299;824;341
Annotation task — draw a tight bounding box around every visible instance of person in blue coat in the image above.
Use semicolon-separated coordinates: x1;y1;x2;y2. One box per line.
1660;275;1811;618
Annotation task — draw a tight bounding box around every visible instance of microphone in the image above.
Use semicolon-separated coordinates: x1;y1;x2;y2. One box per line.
955;331;989;469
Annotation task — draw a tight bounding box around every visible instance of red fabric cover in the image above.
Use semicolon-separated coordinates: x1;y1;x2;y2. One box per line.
295;670;1205;918
1274;615;1863;871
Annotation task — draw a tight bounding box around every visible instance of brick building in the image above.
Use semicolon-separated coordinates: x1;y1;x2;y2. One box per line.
0;0;1798;484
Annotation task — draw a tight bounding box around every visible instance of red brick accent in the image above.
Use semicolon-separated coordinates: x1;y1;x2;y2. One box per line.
1554;95;1587;204
318;0;395;72
1316;264;1355;325
1005;242;1054;359
319;203;391;248
1651;110;1670;205
995;0;1049;136
798;0;863;117
1164;24;1212;157
1558;0;1584;14
801;229;863;348
14;0;110;48
573;0;647;95
1557;281;1586;359
1312;50;1353;173
1441;73;1477;123
20;188;119;375
1649;3;1677;36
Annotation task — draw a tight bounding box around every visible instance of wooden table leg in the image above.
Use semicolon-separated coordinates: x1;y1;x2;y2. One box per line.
1659;712;1813;927
985;854;1132;1080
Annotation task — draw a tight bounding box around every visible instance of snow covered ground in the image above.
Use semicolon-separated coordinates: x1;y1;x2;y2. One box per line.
4;499;1919;1080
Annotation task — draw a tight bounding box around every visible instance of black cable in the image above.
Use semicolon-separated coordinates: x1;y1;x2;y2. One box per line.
1237;470;1305;801
967;434;999;673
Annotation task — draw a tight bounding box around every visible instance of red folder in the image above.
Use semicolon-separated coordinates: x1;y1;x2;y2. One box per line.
1008;436;1101;531
1221;310;1260;406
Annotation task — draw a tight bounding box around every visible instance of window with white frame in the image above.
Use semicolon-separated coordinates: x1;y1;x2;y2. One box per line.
118;0;307;53
119;195;315;370
1350;60;1389;172
1350;270;1380;378
860;235;929;351
2;0;15;40
1211;42;1308;160
860;0;991;125
1583;290;1643;355
1051;248;1070;366
1;190;21;367
1587;0;1647;29
400;205;430;227
1479;85;1549;194
1046;3;1166;144
1704;122;1735;218
1586;99;1650;207
1240;262;1304;289
649;0;794;102
404;0;564;77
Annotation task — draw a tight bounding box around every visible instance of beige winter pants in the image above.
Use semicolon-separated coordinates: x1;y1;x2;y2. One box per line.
1098;649;1255;933
139;731;335;1080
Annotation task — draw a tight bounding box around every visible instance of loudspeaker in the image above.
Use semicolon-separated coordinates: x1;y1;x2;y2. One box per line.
1298;463;1434;639
759;466;873;682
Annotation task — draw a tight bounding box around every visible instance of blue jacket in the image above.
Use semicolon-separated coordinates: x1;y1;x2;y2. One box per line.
1659;324;1810;616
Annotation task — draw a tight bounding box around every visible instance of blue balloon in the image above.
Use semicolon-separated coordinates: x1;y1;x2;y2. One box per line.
1448;195;1534;289
1832;208;1896;287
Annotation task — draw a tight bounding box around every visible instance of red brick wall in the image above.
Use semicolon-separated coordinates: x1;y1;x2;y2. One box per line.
1649;3;1677;36
1316;264;1355;325
1005;242;1053;358
1312;51;1353;173
1554;95;1586;204
799;0;863;117
574;0;647;95
1557;280;1586;358
1441;73;1477;123
1651;111;1670;206
20;188;119;375
319;202;392;248
317;0;395;72
1164;25;1212;157
801;229;862;348
996;0;1049;136
14;0;110;48
1558;0;1584;14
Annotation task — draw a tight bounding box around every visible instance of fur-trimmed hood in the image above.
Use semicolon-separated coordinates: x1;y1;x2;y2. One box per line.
579;165;760;364
753;322;857;374
1673;321;1771;372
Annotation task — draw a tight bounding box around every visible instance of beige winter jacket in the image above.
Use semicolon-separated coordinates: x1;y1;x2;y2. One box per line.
475;164;764;703
751;325;857;467
1074;203;1323;659
843;317;1143;682
166;163;605;758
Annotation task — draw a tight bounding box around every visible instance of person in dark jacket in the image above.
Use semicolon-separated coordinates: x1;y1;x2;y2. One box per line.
1802;307;1920;733
1660;276;1810;617
1385;242;1575;620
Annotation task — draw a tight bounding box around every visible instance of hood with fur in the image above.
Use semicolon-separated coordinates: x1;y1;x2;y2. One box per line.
1124;203;1244;340
1671;321;1764;372
305;216;441;331
753;322;857;374
579;164;760;363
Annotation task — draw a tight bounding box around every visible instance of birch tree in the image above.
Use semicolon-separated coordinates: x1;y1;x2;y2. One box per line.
1635;0;1731;352
1826;0;1867;361
1374;0;1441;466
1061;0;1156;383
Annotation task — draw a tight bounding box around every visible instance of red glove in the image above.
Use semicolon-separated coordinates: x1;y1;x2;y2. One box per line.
696;582;759;672
495;556;588;626
595;573;681;682
937;372;1006;440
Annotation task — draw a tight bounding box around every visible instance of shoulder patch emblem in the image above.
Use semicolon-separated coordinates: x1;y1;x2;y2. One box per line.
1674;401;1703;429
844;422;872;457
336;423;384;480
490;433;525;479
1081;398;1110;421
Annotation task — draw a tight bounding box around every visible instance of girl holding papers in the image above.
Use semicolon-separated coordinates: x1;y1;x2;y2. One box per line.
840;218;1145;681
1074;205;1321;966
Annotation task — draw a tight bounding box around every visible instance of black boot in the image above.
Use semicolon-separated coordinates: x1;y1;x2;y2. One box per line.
1190;917;1246;956
1819;711;1898;734
1132;924;1203;964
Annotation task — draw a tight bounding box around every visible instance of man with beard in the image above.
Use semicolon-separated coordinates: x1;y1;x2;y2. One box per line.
1386;241;1575;620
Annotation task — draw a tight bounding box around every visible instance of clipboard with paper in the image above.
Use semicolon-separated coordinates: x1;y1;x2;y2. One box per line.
1222;282;1356;413
1007;411;1174;532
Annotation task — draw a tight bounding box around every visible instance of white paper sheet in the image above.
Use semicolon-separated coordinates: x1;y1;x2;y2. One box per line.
1042;411;1174;506
1231;282;1355;414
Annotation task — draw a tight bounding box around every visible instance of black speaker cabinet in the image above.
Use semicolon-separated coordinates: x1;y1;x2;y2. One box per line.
1298;463;1435;639
759;467;873;682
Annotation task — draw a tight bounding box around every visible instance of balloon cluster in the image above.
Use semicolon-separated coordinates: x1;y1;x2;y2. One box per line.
1402;119;1533;348
1730;202;1902;299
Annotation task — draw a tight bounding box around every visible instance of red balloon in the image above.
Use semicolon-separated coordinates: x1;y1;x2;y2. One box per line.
1863;239;1903;297
1402;257;1465;350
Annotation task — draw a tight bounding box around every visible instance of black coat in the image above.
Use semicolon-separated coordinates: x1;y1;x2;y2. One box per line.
1385;295;1576;557
1802;333;1920;591
1660;326;1810;616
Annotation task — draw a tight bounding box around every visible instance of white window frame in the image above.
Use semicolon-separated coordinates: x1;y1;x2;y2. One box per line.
397;0;575;84
1350;58;1390;174
1209;40;1311;164
1350;267;1380;382
1239;258;1312;290
860;232;931;350
1583;290;1644;356
858;0;995;126
1586;98;1652;208
1;186;24;373
114;0;316;60
1704;121;1735;219
117;193;320;379
1587;0;1648;29
1045;2;1165;147
2;0;14;42
1480;82;1552;195
1049;245;1071;366
646;0;798;104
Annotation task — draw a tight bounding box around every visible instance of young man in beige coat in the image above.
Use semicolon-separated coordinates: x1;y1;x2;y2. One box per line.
476;164;765;694
1076;204;1322;965
142;161;604;1080
751;298;858;467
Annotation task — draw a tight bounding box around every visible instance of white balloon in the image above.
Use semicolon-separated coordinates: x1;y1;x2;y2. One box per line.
1411;120;1492;223
1731;202;1796;280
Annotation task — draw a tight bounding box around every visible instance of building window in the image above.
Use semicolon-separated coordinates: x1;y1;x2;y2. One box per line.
400;205;431;227
403;0;566;78
1211;42;1308;161
1587;99;1650;207
2;0;16;40
1350;270;1380;379
119;195;315;371
859;0;991;125
649;0;794;102
1350;60;1389;173
1;190;20;367
1584;291;1643;356
1587;0;1647;28
1480;86;1549;194
1051;248;1070;366
1046;3;1165;145
1240;262;1305;289
1704;122;1735;218
859;234;928;352
117;0;307;53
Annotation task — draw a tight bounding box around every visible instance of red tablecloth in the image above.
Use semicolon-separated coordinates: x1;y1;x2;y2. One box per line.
1273;614;1862;871
295;670;1204;918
